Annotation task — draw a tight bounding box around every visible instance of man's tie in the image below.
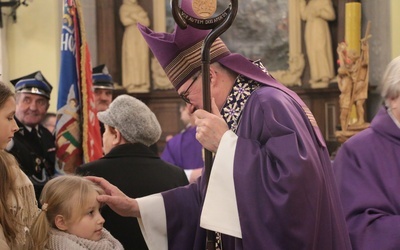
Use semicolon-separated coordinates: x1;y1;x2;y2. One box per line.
30;127;40;144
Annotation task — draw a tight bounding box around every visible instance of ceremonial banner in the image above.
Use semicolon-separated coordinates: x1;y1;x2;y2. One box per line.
55;0;102;174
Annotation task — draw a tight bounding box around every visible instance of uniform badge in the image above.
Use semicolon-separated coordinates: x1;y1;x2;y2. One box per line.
35;157;42;172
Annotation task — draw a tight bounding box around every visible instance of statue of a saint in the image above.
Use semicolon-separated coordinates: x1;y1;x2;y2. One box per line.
300;0;336;88
351;39;369;126
120;0;150;93
336;37;370;132
337;43;355;131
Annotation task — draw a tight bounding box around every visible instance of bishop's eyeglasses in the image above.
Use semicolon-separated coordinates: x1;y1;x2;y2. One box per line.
179;73;200;104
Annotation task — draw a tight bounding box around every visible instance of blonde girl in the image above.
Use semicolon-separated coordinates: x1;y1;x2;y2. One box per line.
29;175;123;250
0;82;37;250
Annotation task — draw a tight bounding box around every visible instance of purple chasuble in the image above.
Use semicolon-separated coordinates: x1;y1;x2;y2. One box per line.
161;66;351;249
334;106;400;250
161;126;204;170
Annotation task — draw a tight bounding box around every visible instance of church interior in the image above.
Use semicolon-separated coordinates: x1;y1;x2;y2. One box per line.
0;0;399;157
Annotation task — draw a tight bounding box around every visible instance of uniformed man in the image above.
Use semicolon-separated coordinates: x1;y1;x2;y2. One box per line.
92;64;114;135
7;71;56;203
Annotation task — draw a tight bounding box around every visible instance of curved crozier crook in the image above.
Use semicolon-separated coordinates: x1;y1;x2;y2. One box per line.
171;0;187;29
171;0;238;31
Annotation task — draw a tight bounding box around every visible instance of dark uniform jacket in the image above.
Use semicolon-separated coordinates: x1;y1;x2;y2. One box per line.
76;143;189;250
8;118;56;201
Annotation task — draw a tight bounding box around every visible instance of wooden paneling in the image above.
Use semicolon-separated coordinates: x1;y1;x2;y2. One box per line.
96;0;118;84
293;85;341;155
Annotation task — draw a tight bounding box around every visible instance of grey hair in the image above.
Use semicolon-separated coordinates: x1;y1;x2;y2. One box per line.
380;56;400;106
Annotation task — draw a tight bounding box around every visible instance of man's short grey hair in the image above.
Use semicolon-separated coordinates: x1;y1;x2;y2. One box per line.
97;95;161;146
380;56;400;105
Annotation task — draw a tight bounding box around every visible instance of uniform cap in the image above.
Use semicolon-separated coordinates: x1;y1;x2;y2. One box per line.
92;64;114;90
10;71;52;99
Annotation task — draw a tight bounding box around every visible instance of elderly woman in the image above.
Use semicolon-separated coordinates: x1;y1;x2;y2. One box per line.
76;95;188;249
333;56;400;250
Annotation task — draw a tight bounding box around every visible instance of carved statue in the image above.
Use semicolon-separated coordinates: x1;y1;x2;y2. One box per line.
300;0;336;88
352;39;369;126
336;25;371;134
337;42;355;131
120;0;150;93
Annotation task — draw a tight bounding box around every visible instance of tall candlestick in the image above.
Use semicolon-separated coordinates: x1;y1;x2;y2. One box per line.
345;2;361;56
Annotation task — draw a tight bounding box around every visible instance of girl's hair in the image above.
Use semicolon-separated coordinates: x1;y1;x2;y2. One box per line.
0;151;23;245
29;175;104;250
0;81;15;109
380;56;400;106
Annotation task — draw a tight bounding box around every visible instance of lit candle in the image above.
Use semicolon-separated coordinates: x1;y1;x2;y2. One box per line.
345;2;361;56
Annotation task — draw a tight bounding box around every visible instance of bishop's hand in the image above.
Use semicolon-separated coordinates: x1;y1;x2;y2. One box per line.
193;98;229;153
